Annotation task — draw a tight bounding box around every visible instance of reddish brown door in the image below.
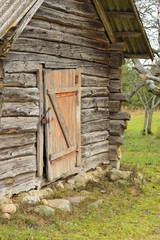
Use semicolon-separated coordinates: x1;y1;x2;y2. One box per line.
44;69;81;181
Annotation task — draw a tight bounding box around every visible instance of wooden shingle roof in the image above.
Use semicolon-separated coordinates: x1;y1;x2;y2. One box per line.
93;0;153;59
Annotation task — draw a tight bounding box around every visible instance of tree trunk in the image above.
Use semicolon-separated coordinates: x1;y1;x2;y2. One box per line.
142;107;148;135
147;110;154;135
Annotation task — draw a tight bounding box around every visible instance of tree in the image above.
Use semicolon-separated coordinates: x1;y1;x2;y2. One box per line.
122;0;160;135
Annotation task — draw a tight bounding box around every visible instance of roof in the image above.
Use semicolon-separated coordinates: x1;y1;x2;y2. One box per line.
0;0;153;59
93;0;153;59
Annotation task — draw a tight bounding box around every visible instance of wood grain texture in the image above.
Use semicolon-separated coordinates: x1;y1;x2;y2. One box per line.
0;156;37;180
0;133;36;149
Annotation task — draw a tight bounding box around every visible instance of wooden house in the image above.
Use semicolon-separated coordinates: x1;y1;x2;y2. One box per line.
0;0;153;197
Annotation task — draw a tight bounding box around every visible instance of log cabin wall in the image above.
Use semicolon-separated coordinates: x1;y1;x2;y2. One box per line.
0;0;126;196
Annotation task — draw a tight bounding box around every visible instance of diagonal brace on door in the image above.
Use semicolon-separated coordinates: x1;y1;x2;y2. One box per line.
47;90;72;148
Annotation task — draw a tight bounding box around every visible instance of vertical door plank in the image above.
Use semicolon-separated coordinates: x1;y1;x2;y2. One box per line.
37;65;44;177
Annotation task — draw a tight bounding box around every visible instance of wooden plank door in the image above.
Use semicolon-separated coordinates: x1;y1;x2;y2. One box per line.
44;69;81;181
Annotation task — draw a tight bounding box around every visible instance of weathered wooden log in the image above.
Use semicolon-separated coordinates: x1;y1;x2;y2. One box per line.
12;38;121;67
110;112;131;120
109;145;118;160
0;117;39;134
109;68;121;79
4;73;37;87
108;101;120;113
81;75;109;87
109;120;126;136
43;0;98;19
0;156;37;180
23;25;108;51
81;108;109;123
82;119;110;134
0;133;36;149
109;93;128;101
83;153;110;170
5;60;39;73
29;18;108;43
3;87;39;102
109;80;121;93
81;87;109;98
0;172;38;197
35;6;104;31
82;140;109;158
81;97;108;109
0;144;36;161
2;102;39;116
109;136;124;145
82;130;109;145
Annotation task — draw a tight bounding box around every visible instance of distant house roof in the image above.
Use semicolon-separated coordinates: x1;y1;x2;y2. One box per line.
0;0;153;59
93;0;153;59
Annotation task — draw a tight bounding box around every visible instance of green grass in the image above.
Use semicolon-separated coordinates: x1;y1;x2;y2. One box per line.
0;110;160;240
122;111;160;166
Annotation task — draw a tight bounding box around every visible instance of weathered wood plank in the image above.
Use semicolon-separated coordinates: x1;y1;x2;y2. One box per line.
37;65;44;177
0;156;37;180
0;144;36;161
43;0;98;19
110;112;131;120
81;97;108;109
2;102;39;116
3;87;39;102
109;145;118;161
12;38;121;66
35;6;104;31
0;172;38;197
81;108;109;123
0;133;36;149
0;117;39;134
82;130;109;145
81;87;109;98
82;140;109;158
4;73;37;87
81;75;109;87
82;119;109;134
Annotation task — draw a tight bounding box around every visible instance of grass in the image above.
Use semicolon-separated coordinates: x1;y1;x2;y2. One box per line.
0;110;160;240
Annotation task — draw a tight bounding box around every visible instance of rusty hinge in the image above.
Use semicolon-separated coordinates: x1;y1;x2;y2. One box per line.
42;107;51;124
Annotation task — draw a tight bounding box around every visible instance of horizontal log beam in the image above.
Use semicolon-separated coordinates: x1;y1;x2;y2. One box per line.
0;133;36;149
82;119;109;134
0;144;36;161
82;130;109;145
0;156;37;180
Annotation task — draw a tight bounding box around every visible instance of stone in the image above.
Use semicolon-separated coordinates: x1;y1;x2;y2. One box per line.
47;199;72;213
134;172;145;185
34;205;55;217
67;196;86;204
2;213;11;220
41;199;48;205
22;195;40;205
1;204;17;214
106;169;132;182
88;199;104;208
29;188;53;199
